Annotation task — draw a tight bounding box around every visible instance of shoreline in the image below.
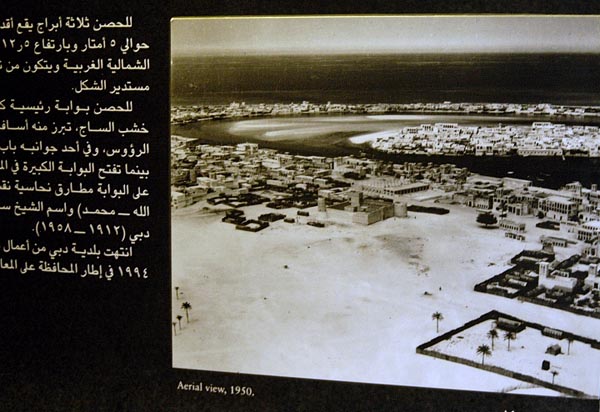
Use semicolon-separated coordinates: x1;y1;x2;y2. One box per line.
172;108;600;127
172;118;600;190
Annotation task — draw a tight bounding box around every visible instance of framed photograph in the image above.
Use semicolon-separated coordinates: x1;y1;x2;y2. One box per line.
170;15;600;399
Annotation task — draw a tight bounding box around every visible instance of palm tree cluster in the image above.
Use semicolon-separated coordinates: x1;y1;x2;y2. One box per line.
173;285;193;336
474;327;518;367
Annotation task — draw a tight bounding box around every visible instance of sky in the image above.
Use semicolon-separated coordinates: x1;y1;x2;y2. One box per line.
171;15;600;56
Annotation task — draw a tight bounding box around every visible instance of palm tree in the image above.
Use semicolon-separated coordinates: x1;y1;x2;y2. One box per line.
175;286;180;300
476;344;492;365
487;329;498;350
432;312;444;333
182;301;192;323
503;331;516;351
176;315;183;330
551;370;559;385
172;322;177;336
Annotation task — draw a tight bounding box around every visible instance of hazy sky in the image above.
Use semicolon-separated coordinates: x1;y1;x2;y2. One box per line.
171;16;600;55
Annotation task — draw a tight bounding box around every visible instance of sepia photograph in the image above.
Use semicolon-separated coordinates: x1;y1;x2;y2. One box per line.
170;16;600;398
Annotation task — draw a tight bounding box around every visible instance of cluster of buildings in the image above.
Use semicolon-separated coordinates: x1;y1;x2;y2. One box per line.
172;135;600;235
369;122;600;157
476;244;600;317
452;175;600;232
172;138;600;232
171;141;331;209
464;175;600;316
170;101;600;125
171;139;469;225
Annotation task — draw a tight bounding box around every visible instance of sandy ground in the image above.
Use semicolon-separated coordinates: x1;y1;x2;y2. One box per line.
228;116;442;141
171;197;599;397
350;130;395;144
226;115;525;143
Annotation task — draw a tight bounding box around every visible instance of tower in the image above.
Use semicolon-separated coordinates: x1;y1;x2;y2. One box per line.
318;197;327;212
538;261;549;279
394;198;408;218
350;191;363;208
589;263;598;278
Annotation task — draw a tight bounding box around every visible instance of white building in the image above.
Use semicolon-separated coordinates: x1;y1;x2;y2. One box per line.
538;262;578;292
584;264;600;293
538;195;578;221
578;220;600;242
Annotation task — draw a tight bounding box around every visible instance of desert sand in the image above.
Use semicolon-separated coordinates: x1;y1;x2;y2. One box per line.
172;197;599;396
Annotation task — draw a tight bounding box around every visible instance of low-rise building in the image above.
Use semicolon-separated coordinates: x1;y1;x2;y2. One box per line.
499;219;526;232
538;195;578;221
538;262;578;292
578;220;600;242
351;199;395;225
